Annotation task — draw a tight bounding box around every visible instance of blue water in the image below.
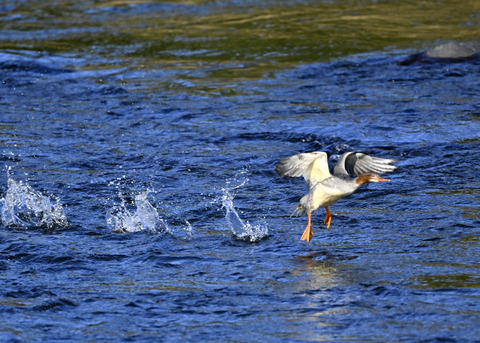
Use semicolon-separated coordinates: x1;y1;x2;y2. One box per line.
1;2;480;342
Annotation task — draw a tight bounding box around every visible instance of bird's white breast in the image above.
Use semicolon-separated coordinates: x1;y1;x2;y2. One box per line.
308;177;357;209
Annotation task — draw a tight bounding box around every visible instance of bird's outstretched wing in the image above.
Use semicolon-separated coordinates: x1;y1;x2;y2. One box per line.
333;152;397;178
276;151;331;188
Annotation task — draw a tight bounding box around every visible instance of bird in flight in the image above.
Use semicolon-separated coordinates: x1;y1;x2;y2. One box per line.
276;151;397;242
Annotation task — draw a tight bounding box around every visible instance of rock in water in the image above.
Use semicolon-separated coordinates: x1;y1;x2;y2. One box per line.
398;40;480;65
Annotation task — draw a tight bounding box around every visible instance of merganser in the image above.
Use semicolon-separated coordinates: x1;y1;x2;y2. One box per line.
276;151;398;242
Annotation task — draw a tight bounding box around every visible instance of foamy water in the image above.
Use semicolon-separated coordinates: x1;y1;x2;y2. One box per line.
0;176;68;229
106;190;165;233
106;188;194;239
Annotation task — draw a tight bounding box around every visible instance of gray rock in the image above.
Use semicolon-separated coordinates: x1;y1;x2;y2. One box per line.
398;40;480;65
426;41;480;59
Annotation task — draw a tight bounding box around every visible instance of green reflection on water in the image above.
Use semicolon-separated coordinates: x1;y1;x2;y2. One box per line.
411;273;480;290
1;0;479;76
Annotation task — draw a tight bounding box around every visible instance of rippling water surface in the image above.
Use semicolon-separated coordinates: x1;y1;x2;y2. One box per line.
1;0;480;342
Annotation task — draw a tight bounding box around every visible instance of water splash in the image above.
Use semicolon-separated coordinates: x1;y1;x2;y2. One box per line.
163;219;194;240
106;190;165;234
106;178;194;238
221;177;269;243
0;176;68;229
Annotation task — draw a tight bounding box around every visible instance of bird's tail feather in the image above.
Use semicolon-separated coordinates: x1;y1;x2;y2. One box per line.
291;203;306;217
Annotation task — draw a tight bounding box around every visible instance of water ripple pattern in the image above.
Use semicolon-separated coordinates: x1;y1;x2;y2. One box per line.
1;0;480;342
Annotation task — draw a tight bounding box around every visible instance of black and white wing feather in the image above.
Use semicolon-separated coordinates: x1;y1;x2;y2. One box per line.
333;152;397;178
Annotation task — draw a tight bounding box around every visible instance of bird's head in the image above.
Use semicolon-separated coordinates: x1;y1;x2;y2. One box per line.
355;172;390;185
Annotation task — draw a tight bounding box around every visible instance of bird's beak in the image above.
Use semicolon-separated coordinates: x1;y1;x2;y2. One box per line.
377;176;390;182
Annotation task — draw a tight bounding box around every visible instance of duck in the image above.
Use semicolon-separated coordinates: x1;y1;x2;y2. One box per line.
276;151;397;242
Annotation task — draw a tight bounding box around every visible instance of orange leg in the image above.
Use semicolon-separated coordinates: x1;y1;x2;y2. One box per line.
323;206;332;228
300;213;314;242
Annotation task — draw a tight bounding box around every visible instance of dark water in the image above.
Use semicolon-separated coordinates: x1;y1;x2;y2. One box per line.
1;1;480;342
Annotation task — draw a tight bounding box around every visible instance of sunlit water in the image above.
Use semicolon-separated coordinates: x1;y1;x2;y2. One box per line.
1;0;480;342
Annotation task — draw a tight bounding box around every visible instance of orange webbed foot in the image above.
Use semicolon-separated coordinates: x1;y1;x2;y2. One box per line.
323;206;332;229
300;225;314;242
300;213;314;242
